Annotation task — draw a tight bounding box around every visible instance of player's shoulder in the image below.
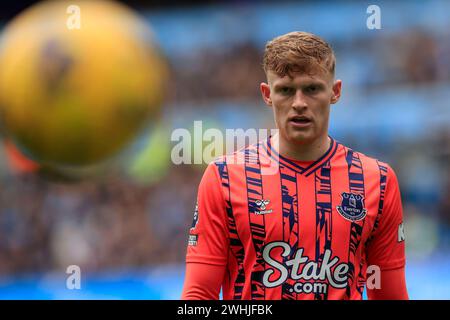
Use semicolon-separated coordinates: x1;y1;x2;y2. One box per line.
201;145;255;187
339;142;395;176
209;140;261;168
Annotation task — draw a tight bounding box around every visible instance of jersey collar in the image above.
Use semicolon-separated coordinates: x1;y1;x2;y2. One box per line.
262;135;340;176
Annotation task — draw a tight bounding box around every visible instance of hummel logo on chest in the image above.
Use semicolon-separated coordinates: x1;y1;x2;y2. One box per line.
253;199;273;215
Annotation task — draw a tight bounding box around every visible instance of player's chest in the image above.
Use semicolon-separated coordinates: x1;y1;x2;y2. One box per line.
228;170;380;246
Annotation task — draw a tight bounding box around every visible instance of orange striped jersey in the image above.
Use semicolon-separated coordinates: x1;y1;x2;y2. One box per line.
185;136;405;300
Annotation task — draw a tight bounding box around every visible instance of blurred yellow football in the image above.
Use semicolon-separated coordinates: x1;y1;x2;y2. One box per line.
0;0;167;167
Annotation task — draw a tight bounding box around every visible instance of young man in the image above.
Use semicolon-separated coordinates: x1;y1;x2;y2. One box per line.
182;31;408;300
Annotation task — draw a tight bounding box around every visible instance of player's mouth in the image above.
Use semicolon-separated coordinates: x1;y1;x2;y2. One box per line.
288;115;313;128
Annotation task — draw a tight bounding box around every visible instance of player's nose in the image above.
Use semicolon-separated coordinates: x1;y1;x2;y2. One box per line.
291;90;308;110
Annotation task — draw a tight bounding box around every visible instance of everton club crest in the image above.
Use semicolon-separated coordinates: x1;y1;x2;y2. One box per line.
336;192;367;222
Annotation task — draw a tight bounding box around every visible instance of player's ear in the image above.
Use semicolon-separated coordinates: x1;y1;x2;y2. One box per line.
260;82;272;107
330;79;342;104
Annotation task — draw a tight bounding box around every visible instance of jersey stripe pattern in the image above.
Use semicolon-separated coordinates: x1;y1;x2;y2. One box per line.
186;136;406;300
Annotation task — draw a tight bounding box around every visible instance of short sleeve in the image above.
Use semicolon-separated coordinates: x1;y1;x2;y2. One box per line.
186;162;229;266
366;164;406;271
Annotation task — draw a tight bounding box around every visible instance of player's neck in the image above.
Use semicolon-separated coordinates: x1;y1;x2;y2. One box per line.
273;133;331;162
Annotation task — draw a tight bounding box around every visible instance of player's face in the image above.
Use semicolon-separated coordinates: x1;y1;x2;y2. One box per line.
260;68;341;146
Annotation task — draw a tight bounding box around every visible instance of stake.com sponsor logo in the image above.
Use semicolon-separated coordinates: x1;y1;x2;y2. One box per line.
262;241;382;294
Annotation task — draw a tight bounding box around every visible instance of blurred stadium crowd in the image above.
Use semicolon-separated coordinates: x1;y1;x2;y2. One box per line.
0;0;449;298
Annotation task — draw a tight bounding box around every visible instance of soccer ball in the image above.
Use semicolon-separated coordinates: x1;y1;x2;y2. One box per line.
0;0;167;168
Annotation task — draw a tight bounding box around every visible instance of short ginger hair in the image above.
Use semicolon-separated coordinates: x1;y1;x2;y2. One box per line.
263;31;336;77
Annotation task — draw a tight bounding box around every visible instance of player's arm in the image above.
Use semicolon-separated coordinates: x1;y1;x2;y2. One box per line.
182;262;226;300
365;164;408;300
181;162;229;300
367;267;408;300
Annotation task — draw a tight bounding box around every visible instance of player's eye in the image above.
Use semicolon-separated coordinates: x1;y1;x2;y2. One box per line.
279;87;294;95
305;85;318;94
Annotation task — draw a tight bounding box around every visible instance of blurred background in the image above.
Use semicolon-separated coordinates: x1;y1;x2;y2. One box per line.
0;0;449;299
